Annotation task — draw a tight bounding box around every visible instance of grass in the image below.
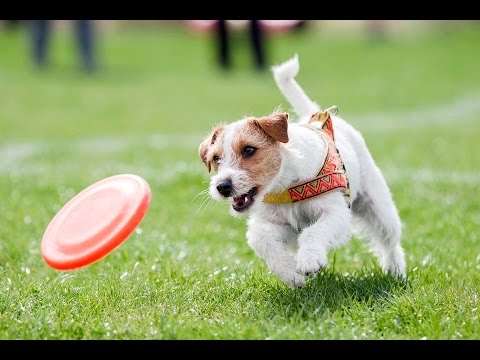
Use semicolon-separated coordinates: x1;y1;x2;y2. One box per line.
1;23;480;340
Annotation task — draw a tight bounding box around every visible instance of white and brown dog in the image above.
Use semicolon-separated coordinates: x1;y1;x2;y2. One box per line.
199;55;406;287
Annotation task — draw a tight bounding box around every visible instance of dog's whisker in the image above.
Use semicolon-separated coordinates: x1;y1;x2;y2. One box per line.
199;197;214;212
199;193;210;206
198;197;213;212
196;199;209;214
191;188;209;202
197;193;213;213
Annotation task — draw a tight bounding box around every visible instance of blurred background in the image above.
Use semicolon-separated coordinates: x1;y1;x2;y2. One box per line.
1;20;479;137
1;20;479;138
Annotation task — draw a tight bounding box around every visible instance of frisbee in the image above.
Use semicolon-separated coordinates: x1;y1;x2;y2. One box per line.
41;174;151;270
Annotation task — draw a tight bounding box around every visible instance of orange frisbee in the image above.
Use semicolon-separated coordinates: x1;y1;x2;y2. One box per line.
41;174;151;270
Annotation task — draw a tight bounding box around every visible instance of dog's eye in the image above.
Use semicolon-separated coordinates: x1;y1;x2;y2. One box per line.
213;155;220;164
242;146;257;158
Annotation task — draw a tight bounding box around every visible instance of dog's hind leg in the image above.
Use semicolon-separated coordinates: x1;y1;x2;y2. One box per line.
351;153;406;278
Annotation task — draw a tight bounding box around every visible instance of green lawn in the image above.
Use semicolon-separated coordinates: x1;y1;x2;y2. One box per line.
1;23;479;339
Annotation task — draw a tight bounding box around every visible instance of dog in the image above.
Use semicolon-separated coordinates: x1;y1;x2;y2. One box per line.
198;54;406;287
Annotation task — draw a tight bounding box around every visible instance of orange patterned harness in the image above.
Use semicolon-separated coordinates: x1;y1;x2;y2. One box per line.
263;109;351;207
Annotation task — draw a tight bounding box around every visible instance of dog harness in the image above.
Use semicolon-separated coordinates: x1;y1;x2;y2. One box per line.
263;107;351;207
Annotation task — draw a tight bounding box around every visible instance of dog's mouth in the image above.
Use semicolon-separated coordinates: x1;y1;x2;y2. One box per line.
232;187;258;212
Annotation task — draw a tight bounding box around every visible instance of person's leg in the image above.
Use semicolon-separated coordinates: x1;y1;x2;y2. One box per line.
75;20;95;72
31;20;51;68
367;20;387;41
249;20;265;70
217;20;230;69
293;20;308;32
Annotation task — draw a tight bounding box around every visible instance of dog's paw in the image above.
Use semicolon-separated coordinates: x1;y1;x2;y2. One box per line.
380;245;407;280
296;248;327;276
277;271;306;288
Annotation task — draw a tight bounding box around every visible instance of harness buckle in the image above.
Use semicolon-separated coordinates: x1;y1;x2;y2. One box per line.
325;105;339;116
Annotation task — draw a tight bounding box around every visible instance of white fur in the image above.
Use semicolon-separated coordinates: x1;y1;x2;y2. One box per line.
271;54;320;119
209;55;406;287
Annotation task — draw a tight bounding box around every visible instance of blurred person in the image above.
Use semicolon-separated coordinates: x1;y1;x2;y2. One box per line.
367;20;387;41
30;20;96;72
217;20;266;71
185;20;305;71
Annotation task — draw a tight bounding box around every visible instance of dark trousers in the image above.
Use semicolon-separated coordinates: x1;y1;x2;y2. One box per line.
217;20;266;70
31;20;95;71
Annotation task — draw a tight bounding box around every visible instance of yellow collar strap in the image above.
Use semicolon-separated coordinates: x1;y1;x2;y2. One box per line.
263;107;351;207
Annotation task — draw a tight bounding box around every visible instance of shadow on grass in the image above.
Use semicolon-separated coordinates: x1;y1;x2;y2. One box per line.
266;269;408;319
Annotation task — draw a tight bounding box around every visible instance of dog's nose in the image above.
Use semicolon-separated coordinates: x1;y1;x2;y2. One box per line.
216;179;233;197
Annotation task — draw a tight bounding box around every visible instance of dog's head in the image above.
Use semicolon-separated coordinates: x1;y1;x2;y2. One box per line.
199;112;289;215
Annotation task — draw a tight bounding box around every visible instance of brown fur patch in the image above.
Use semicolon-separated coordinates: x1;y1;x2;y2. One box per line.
232;118;284;193
254;113;289;143
199;126;224;172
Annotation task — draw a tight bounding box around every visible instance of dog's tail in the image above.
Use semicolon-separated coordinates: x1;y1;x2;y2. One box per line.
272;54;320;121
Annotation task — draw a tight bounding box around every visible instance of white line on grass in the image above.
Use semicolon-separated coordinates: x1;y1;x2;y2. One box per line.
383;167;480;186
349;92;480;131
0;143;46;173
71;133;203;154
1;91;479;182
87;161;205;186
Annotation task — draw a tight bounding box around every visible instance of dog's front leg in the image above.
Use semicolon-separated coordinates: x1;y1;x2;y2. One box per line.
296;201;352;276
247;217;305;287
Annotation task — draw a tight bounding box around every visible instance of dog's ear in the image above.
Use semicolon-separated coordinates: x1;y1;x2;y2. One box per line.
254;113;289;143
198;138;212;172
198;126;224;172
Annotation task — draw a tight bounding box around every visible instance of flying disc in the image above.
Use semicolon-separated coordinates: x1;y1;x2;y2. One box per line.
41;174;151;271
